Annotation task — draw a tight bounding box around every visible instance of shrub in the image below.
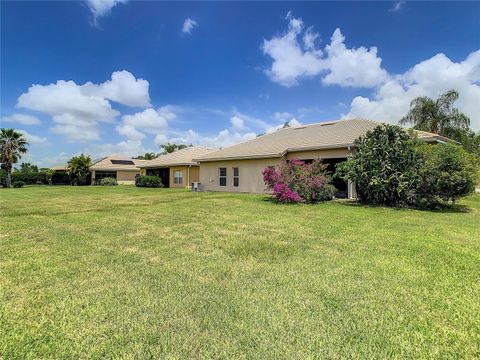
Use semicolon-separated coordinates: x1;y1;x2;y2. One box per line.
272;182;302;203
263;159;336;204
11;171;47;184
412;143;477;208
135;175;163;188
337;124;421;206
97;177;118;186
338;124;477;209
12;181;25;188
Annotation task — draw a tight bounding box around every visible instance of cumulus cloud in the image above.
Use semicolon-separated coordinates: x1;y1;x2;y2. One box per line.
18;130;49;145
344;50;480;130
230;116;248;131
119;107;173;138
82;70;150;107
90;140;150;158
170;129;256;148
2;113;41;125
16;70;150;143
182;18;198;34
262;12;388;87
85;0;127;25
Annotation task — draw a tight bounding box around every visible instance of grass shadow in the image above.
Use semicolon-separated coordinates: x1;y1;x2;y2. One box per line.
336;199;471;213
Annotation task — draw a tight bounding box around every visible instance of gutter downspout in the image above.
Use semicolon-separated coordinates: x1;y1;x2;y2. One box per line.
187;165;191;189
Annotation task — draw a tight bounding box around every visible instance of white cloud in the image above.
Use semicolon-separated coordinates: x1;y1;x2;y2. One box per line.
322;29;389;87
16;71;150;143
116;124;145;141
344;50;480;130
154;134;168;147
2;113;41;125
262;13;388;87
18;130;49;145
90;140;150;158
170;129;257;148
42;151;70;166
81;70;150;107
262;13;324;87
273;111;294;122
230;116;247;131
85;0;127;25
121;107;172;135
182;18;198;34
389;1;405;12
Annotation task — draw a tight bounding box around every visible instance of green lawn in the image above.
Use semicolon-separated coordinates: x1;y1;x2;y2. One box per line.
1;186;479;359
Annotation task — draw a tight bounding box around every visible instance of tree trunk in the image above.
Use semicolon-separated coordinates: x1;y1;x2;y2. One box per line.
6;171;11;188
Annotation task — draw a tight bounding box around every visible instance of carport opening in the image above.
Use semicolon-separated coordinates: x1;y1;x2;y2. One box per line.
146;168;170;188
288;158;348;198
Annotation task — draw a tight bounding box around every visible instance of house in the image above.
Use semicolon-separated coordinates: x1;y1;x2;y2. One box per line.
194;119;449;198
51;155;147;185
90;155;147;184
137;146;216;188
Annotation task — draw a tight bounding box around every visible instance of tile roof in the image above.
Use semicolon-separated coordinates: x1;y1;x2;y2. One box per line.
139;146;217;168
195;119;451;162
90;155;147;171
195;119;382;161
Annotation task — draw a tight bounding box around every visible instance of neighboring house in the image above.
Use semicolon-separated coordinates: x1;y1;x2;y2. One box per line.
51;155;147;185
138;146;216;188
50;165;69;185
194;119;450;198
90;155;147;184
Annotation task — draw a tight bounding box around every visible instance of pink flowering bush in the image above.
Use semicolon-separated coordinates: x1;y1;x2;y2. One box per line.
263;159;337;204
272;182;303;203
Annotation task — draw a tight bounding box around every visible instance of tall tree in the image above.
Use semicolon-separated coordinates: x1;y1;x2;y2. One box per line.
134;152;159;160
0;128;29;188
66;154;92;185
160;143;188;155
399;89;470;134
18;162;39;173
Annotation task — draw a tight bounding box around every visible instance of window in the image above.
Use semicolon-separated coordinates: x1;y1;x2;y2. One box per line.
219;168;227;186
233;167;239;187
174;170;183;185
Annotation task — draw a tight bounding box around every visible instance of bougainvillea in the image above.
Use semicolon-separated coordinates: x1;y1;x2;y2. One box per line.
263;159;336;204
272;182;303;203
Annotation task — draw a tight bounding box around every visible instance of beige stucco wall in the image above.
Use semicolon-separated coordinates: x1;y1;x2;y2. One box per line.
199;147;352;194
199;158;281;193
116;170;139;184
169;165;200;188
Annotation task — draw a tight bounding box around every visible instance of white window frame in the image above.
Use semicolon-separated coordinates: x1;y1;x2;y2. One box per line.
174;170;183;185
233;167;239;187
219;168;227;186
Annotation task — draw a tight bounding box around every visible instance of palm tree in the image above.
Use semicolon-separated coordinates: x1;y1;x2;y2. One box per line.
0;128;29;188
66;154;92;185
399;89;470;134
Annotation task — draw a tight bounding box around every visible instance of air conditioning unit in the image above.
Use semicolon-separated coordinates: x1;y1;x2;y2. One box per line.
191;182;200;192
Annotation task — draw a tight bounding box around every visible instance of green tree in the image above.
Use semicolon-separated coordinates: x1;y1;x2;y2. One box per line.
134;152;159;160
337;124;421;206
399;89;470;134
18;162;39;173
160;143;188;155
414;143;476;207
44;169;55;185
66;154;92;185
441;127;480;156
0;128;29;188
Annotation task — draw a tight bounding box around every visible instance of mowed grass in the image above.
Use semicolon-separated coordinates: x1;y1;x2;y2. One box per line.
1;186;479;359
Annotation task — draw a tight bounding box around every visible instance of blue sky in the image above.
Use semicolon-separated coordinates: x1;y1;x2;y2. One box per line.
1;1;479;166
